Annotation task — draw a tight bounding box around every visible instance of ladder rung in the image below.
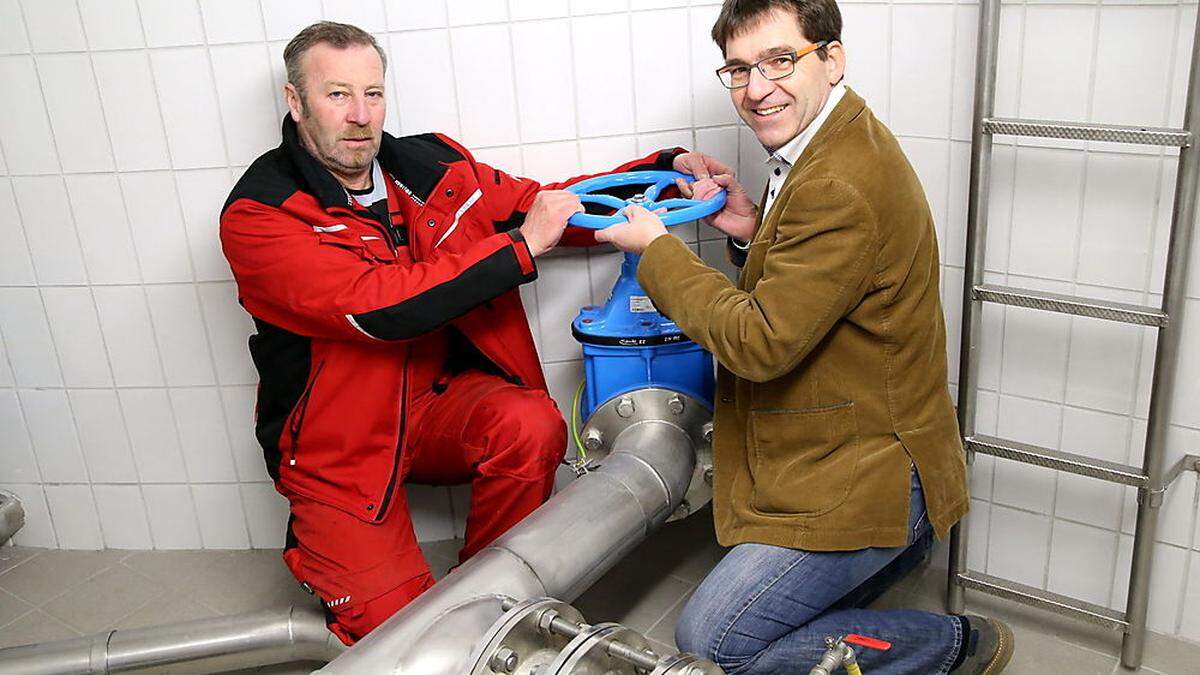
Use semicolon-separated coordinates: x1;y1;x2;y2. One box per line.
966;435;1148;487
983;117;1190;147
957;571;1129;631
973;284;1168;327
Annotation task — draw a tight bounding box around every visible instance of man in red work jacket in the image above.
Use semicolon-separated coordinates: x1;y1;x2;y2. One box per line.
220;22;696;643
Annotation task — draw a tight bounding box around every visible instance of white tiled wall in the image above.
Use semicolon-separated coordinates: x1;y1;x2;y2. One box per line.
0;0;1198;641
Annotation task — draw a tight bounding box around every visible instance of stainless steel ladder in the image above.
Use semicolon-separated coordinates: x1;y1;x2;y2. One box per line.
947;1;1200;669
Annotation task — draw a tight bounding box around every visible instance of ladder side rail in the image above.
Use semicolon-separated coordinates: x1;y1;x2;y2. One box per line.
948;0;1004;615
1120;10;1200;669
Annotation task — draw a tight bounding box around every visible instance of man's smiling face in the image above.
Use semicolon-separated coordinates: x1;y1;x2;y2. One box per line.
723;7;844;152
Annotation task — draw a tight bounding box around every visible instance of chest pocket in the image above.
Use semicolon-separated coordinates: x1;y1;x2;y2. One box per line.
315;226;395;263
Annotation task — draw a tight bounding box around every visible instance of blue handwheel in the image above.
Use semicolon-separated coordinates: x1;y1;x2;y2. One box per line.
566;170;726;229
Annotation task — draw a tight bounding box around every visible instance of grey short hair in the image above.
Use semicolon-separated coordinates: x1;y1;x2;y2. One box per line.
284;21;388;100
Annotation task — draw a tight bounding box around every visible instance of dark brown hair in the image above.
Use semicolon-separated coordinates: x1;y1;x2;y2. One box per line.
711;0;842;58
284;21;388;100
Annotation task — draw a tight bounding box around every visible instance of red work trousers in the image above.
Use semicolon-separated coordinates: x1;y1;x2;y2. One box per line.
280;369;566;644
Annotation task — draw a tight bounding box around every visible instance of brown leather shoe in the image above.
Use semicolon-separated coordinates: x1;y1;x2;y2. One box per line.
953;615;1014;674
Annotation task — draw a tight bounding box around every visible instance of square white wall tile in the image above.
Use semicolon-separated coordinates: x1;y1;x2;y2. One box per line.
1091;6;1175;128
841;3;890;122
92;485;153;549
64;174;142;284
260;0;322;41
1017;6;1095;122
890;5;953;138
93;286;164;387
222;385;271;482
0;56;57;174
572;14;636;138
578;135;637;174
176;169;235;283
44;485;102;550
630;10;691;132
198;0;265;44
192;483;249;548
1064;305;1142;415
210;44;280;167
1047;519;1118;607
20;389;87;483
137;0;205;47
12;176;89;284
897;137;949;261
320;0;386;32
1168;301;1200;429
999;304;1070;403
241;482;288;548
120;172;194;283
198;282;257;385
141;484;202;549
451;24;519;147
1007;147;1084;281
0;0;29;54
966;499;990;572
536;254;593;362
570;0;626;14
119;388;187;483
986;504;1050;588
521;141;580;184
92;51;171;171
1077;153;1160;291
385;0;447;30
0;390;39;484
950;5;978;142
19;0;86;52
510;0;568;21
1182;553;1200;642
446;0;507;26
41;287;112;388
0;287;62;388
511;20;577;144
170;387;237;483
0;484;54;547
690;5;737;128
35;54;114;173
145;285;217;386
586;249;622;307
150;48;228;169
0;182;36;285
78;0;143;50
390;30;460;137
70;389;139;484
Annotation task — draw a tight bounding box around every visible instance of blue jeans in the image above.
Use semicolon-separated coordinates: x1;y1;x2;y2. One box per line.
675;470;962;674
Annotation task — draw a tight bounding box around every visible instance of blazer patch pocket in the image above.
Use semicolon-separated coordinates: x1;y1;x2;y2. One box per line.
748;402;861;517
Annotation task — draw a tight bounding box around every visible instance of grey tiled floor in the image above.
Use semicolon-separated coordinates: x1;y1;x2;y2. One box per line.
1;509;1197;674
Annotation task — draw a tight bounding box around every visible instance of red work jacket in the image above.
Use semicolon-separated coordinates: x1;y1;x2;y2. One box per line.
221;117;681;522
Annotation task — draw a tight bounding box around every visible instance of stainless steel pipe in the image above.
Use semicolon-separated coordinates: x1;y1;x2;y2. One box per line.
317;415;698;674
0;490;24;545
0;605;344;674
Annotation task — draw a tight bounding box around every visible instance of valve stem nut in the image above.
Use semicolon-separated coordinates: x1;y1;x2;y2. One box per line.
616;396;636;418
489;646;518;673
702;422;714;444
667;394;685;415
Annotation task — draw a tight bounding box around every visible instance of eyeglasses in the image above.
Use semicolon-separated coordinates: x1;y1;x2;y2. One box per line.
715;41;829;89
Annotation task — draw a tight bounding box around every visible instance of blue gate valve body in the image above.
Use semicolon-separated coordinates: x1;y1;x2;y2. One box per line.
566;171;725;420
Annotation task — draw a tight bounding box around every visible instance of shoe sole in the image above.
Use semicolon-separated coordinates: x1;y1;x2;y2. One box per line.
982;619;1015;674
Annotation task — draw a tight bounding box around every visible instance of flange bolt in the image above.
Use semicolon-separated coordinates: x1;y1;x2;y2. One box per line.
489;646;518;673
616;397;636;418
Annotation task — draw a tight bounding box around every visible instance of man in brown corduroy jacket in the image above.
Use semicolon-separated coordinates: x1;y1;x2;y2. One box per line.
596;1;1013;673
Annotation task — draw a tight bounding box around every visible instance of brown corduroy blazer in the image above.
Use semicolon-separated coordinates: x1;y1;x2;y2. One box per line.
638;88;968;551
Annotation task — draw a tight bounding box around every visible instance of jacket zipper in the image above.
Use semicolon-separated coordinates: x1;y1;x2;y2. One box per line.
374;344;412;520
287;360;326;466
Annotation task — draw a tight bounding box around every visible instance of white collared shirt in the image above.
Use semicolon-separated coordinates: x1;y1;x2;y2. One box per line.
761;82;846;218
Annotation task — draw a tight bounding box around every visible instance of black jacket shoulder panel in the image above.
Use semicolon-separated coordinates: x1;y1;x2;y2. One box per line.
222;147;302;216
377;133;464;203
